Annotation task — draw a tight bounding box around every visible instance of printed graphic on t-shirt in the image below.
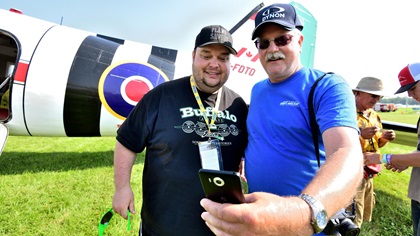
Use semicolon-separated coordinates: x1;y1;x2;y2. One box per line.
175;106;240;140
175;120;239;138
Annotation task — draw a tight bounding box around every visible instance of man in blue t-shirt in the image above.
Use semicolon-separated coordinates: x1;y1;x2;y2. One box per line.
200;3;363;235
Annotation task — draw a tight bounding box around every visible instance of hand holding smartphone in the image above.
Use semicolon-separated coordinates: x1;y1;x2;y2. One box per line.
198;169;245;204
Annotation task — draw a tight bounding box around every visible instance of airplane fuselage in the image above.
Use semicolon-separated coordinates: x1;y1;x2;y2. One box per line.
0;2;315;137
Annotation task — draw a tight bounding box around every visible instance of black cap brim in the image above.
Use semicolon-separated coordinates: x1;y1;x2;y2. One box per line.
251;21;294;40
395;81;418;94
198;42;237;55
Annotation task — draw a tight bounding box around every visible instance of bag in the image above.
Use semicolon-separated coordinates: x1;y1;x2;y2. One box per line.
364;164;382;175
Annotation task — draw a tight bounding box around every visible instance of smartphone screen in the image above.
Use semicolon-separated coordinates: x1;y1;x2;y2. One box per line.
198;169;245;204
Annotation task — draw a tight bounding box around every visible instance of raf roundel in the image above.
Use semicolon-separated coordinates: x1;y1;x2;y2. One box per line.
98;61;169;120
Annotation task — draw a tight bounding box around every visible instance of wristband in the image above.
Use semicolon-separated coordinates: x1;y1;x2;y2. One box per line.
386;154;392;164
381;154;387;164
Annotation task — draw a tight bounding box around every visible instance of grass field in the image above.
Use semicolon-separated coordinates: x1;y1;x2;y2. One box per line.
0;137;144;235
379;107;419;125
0;108;419;235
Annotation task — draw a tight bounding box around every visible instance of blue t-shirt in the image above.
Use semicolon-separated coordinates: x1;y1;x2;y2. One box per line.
245;67;357;195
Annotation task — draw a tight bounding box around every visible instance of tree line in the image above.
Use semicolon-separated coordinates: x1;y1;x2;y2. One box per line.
380;97;418;106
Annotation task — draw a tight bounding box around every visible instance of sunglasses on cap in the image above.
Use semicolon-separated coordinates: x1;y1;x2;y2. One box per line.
254;34;294;50
98;208;131;236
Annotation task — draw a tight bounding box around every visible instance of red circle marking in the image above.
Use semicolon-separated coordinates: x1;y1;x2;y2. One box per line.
125;79;151;103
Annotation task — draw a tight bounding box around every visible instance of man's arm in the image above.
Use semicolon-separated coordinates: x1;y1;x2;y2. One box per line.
364;152;419;169
112;140;138;219
301;126;363;218
200;126;363;236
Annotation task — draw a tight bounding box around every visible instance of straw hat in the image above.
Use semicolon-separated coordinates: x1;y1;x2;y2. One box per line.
352;77;387;97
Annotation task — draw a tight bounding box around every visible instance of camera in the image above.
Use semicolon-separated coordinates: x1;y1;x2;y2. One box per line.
323;210;360;236
213;177;225;187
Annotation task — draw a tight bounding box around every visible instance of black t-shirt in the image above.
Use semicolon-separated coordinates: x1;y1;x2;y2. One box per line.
117;76;248;236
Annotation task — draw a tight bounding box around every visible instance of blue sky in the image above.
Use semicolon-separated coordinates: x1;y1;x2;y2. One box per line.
1;0;420;96
0;0;261;50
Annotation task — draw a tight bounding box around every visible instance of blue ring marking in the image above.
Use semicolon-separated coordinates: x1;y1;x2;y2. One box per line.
99;61;169;120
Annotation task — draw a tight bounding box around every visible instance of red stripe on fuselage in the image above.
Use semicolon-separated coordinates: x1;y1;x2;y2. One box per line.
15;62;29;83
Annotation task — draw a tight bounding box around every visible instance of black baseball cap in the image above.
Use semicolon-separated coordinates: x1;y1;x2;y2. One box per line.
195;25;237;55
252;3;304;40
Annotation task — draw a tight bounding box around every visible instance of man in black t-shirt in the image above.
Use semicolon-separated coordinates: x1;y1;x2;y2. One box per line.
112;25;248;236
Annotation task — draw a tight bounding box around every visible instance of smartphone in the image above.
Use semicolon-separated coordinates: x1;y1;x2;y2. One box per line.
198;169;245;204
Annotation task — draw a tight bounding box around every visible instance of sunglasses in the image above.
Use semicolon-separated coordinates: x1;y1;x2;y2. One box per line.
370;94;383;99
254;34;294;49
98;208;131;236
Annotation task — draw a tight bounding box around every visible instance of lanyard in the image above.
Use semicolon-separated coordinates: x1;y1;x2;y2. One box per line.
190;75;222;135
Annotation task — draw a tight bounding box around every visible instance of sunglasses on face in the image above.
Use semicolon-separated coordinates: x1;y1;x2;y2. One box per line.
254;34;294;50
370;94;383;99
98;208;131;236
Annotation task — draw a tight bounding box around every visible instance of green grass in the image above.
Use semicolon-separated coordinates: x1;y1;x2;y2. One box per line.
379;107;419;125
362;144;413;235
358;109;417;235
0;109;418;235
0;137;144;235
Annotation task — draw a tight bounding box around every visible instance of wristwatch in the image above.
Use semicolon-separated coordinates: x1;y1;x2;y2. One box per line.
298;193;328;233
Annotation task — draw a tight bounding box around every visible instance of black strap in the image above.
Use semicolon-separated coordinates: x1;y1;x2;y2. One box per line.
308;72;334;167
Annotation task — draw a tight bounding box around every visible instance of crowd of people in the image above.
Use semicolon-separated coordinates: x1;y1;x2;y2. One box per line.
109;2;420;236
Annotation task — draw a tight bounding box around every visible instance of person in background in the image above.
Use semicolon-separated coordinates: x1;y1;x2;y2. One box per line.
112;25;248;236
364;62;420;236
200;3;363;235
351;77;396;227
